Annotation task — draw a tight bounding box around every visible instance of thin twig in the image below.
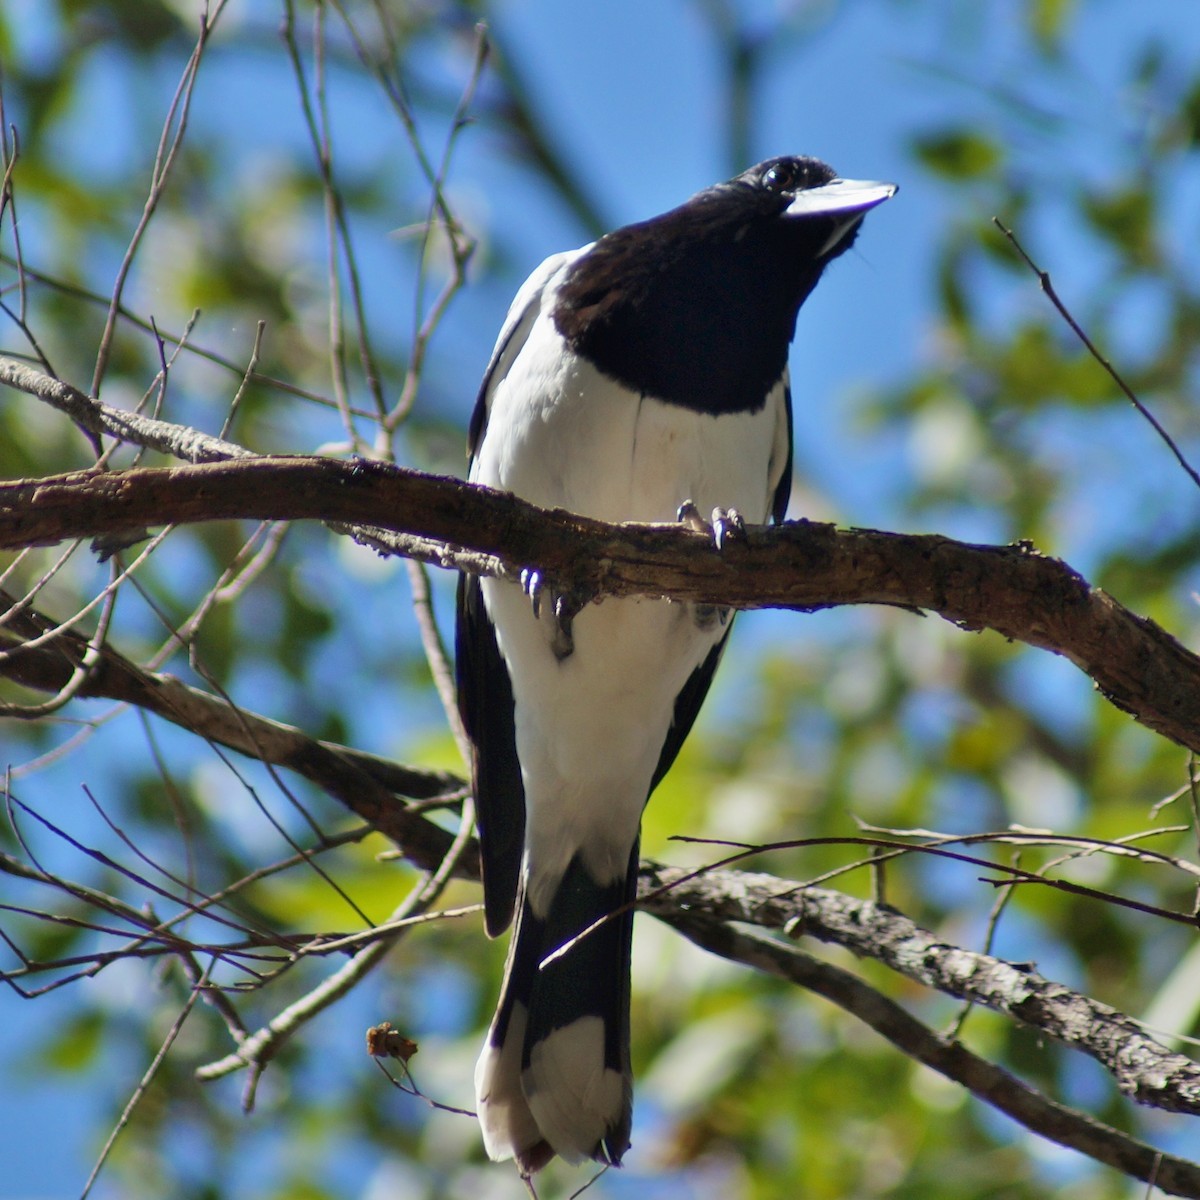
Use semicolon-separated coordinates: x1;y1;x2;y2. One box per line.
946;849;1019;1041
79;959;212;1199
385;23;484;433
91;2;230;395
995;218;1200;492
283;0;387;436
219;320;266;441
196;797;478;1098
0;252;347;410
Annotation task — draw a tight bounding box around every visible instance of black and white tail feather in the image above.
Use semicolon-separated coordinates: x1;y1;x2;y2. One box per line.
455;156;895;1175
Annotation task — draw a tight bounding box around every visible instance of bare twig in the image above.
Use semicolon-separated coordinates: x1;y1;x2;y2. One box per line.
218;320;266;441
947;849;1018;1040
80;959;213;1199
0;357;252;462
0;252;347;410
196;791;478;1102
0;592;468;870
385;23;484;434
91;2;231;395
995;218;1200;492
282;1;384;435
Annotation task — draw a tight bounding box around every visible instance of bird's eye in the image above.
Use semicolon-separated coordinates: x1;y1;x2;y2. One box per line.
762;162;796;192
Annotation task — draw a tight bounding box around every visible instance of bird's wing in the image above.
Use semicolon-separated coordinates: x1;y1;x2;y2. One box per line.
467;249;588;456
455;572;525;936
458;248;588;937
648;629;732;793
772;373;795;524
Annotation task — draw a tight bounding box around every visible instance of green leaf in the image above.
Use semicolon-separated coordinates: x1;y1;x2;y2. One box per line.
1025;0;1076;51
1081;184;1157;266
911;129;1004;181
40;1009;106;1073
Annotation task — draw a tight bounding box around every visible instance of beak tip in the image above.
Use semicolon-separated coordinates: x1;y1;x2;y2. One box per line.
785;177;898;219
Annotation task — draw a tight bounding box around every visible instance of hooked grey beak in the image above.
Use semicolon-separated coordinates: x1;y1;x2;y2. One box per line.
785;177;897;255
784;177;898;218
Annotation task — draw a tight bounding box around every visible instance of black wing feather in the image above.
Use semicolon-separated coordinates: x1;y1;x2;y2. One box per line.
455;574;525;936
649;626;733;794
772;380;794;525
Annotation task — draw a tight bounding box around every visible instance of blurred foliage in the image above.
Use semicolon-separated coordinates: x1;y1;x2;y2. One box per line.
1;2;1200;1199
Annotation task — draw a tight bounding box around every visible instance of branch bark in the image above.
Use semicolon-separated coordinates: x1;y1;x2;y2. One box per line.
639;863;1200;1115
0;592;473;876
3;453;1200;753
659;910;1200;1197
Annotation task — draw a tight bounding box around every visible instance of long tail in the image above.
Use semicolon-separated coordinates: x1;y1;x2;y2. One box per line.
475;847;638;1175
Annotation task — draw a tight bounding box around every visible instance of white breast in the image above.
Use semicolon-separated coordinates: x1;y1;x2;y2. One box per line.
472;273;790;907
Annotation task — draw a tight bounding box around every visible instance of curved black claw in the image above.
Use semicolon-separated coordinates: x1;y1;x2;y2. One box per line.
711;506;746;551
521;568;544;619
550;593;577;661
521;567;582;660
677;499;709;534
677;500;746;551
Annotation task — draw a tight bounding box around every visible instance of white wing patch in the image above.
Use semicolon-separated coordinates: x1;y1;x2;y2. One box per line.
475;1001;542;1163
523;1018;629;1164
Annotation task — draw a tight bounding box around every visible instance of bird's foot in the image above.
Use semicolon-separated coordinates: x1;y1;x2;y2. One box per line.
521;567;547;619
677;500;746;550
520;568;580;661
550;592;578;661
712;506;746;550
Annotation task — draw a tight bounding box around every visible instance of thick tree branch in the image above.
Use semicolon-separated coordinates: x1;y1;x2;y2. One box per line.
2;453;1199;753
0;593;472;876
659;911;1200;1198
3;353;1197;751
0;358;253;463
639;863;1200;1115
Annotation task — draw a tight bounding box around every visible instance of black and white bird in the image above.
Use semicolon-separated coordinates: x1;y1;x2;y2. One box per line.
455;155;895;1175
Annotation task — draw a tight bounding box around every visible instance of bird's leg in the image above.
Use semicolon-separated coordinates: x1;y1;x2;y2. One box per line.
677;500;740;631
521;567;580;661
550;592;579;661
677;500;747;550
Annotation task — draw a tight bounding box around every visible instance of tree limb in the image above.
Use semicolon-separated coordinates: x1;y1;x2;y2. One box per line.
638;862;1200;1115
4;352;1197;752
0;592;473;876
658;909;1200;1198
0;357;253;463
2;452;1199;753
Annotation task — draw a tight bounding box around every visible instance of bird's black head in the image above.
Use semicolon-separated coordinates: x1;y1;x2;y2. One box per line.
553;155;896;415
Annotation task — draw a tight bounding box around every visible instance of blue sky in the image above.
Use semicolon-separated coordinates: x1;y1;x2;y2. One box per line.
3;1;1200;1196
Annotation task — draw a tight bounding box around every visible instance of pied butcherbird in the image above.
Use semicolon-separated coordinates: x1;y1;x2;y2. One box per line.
455;155;895;1175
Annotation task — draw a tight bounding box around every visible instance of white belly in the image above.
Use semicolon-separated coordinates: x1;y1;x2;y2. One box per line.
472;321;785;907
